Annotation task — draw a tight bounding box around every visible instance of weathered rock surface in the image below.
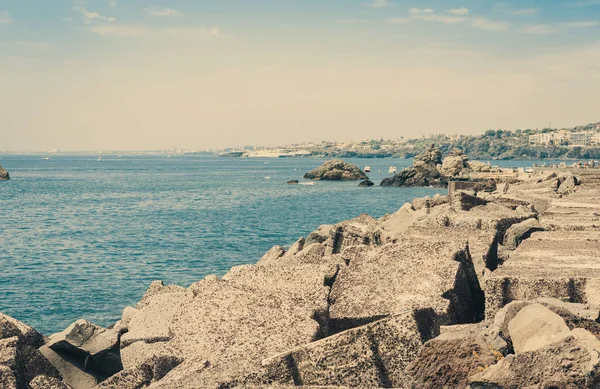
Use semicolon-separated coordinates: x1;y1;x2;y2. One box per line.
329;237;484;330
440;148;469;177
29;375;73;389
95;355;183;389
304;159;368;181
0;165;9;180
380;160;446;187
260;309;438;388
502;217;544;250
0;313;63;389
48;320;123;377
507;304;571;353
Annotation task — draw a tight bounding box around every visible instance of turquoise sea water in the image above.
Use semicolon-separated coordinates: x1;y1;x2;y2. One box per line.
0;155;541;334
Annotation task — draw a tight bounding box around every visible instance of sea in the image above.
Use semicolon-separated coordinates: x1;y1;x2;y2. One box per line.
0;155;548;334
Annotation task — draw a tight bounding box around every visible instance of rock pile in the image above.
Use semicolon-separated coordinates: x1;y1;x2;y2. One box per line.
381;146;490;187
304;159;368;181
2;167;599;388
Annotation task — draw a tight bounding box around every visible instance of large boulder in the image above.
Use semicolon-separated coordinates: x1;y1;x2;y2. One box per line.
95;355;183;389
507;304;571;354
381;144;449;187
328;237;485;332
469;334;600;388
557;174;580;195
503;217;544;250
303;160;368;181
47;320;123;377
358;179;374;187
0;313;62;389
0;165;9;180
440;148;468;177
259;309;438;388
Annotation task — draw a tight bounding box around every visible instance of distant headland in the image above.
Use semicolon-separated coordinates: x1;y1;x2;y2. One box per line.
216;121;600;160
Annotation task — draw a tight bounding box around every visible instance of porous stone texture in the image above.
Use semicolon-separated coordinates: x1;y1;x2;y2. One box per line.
29;375;73;389
95;355;183;389
502;217;544;250
507;304;571;353
48;319;123;377
303;159;368;181
329;237;484;331
0;313;62;389
259;310;438;388
484;230;600;319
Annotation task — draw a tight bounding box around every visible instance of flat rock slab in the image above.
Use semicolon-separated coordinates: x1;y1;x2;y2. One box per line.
485;231;600;318
168;278;322;371
260;310;438;388
507;304;571;353
330;238;484;331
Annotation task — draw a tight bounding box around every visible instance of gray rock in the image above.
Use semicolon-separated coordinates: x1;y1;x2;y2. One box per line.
47;320;123;377
329;237;484;332
29;375;73;389
286;180;298;184
507;304;571;354
95;355;183;389
380;162;446;187
469;335;600;388
304;160;368;181
557;174;580;194
39;345;99;389
451;191;489;211
503;217;544;250
0;365;17;389
0;165;10;181
358;179;374;187
260;309;438;388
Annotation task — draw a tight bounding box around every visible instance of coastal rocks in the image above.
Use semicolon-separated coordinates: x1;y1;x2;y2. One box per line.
450;191;489;211
414;143;443;166
260;309;438;388
47;320;123;377
328;237;484;332
0;313;62;389
95;355;183;389
440;148;469;177
556;174;580;194
358;179;374;187
29;375;73;389
286;180;299;185
303;159;368;181
380;160;446;187
503;217;544;250
469;335;600;388
507;304;571;353
0;165;9;180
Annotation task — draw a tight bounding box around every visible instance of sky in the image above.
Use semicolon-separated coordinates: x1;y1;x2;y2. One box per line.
1;0;600;151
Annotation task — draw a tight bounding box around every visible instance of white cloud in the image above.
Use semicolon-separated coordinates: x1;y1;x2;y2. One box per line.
0;11;12;23
471;17;511;31
88;24;220;38
414;14;467;24
144;7;184;17
364;0;391;8
448;8;469;15
520;24;559;34
409;8;434;14
72;0;116;23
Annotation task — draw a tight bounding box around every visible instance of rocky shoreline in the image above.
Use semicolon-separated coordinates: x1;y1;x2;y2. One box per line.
2;167;600;388
0;165;10;180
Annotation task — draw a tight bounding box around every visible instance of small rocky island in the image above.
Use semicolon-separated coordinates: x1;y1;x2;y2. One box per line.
2;163;600;388
304;159;368;181
0;165;10;180
381;145;488;187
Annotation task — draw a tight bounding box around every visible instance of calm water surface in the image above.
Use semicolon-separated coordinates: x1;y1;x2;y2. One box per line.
0;155;540;334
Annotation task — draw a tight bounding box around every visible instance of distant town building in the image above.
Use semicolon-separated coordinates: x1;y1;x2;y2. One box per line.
571;132;594;146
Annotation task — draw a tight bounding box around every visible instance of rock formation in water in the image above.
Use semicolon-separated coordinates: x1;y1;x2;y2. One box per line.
0;165;10;180
381;146;491;187
304;159;368;181
4;167;600;388
358;180;374;187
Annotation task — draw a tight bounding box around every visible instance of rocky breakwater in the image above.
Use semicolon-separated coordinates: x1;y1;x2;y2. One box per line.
381;146;488;187
304;159;368;181
0;165;10;180
2;168;600;388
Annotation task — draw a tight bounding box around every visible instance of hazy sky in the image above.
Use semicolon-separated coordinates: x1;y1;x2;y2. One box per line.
1;0;600;151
